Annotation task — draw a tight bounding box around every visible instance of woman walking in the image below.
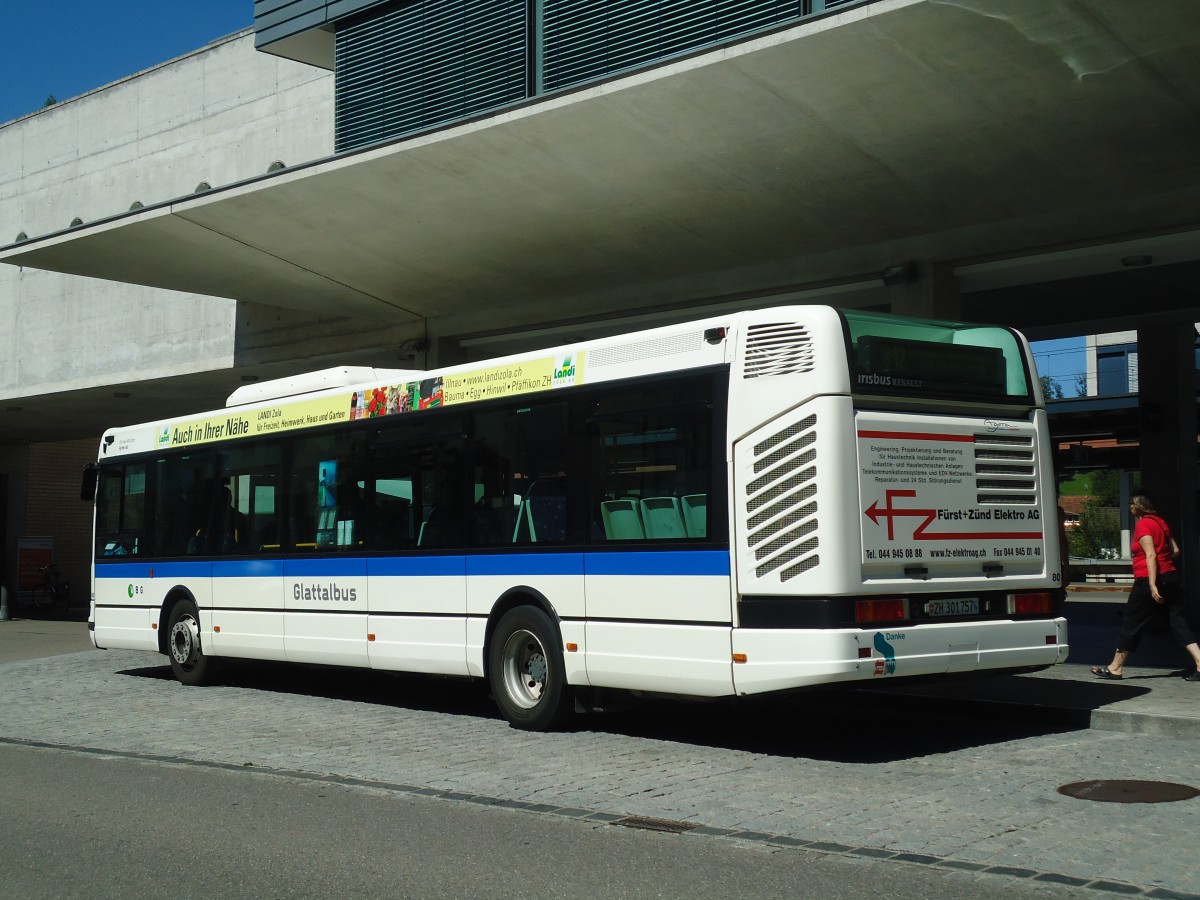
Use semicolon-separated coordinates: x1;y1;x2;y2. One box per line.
1092;492;1200;681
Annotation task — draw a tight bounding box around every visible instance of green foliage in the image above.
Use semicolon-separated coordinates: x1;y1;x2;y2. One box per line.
1059;469;1121;502
1067;501;1120;559
1058;472;1089;496
1039;375;1065;400
1089;470;1120;506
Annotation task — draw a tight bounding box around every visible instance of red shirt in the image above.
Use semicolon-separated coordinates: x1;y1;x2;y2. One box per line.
1132;514;1176;579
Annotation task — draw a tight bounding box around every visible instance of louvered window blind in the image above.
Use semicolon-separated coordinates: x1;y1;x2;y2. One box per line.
333;0;865;151
544;0;806;91
335;0;530;152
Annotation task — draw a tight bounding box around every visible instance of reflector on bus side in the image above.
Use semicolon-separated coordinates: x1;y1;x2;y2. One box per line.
1008;591;1055;615
854;598;907;624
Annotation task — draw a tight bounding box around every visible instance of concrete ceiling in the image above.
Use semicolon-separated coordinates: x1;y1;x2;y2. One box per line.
5;0;1200;448
4;0;1200;339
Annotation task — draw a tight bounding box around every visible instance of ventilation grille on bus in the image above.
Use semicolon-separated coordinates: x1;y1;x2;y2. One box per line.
745;415;819;580
743;323;815;379
974;432;1037;505
589;332;703;369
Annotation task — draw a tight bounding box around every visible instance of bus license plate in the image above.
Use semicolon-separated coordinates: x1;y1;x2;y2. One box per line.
926;598;979;617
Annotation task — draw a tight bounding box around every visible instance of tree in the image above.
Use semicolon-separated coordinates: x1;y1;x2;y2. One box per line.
1068;500;1120;558
1090;470;1120;507
1040;374;1065;400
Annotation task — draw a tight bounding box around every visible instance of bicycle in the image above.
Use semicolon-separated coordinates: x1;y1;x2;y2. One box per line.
29;564;70;612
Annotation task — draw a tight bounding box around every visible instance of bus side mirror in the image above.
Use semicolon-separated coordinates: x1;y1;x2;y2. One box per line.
81;463;98;502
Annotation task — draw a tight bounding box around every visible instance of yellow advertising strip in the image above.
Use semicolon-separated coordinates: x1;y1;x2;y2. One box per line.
443;354;582;405
158;352;586;449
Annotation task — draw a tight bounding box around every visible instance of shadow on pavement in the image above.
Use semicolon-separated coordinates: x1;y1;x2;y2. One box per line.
108;594;1193;763
120;659;1072;764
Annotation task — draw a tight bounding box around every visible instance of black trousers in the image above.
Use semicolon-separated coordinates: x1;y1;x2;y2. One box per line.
1117;570;1197;652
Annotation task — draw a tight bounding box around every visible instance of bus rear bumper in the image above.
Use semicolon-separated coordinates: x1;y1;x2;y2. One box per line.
732;617;1068;695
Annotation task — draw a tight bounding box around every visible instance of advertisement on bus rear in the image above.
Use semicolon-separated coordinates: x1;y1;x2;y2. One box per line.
856;413;1044;573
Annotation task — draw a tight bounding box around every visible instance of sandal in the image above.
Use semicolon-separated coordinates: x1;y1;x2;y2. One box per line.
1091;666;1123;680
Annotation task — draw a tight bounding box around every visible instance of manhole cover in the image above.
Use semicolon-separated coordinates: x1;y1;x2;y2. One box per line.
614;816;698;834
1058;780;1200;803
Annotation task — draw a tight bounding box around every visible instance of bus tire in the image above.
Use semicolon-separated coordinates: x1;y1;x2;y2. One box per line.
489;606;572;731
167;599;217;686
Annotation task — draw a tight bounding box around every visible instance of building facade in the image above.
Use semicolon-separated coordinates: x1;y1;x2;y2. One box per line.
3;0;1200;608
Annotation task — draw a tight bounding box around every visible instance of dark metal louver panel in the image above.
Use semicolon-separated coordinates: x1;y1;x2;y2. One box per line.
335;0;530;152
543;0;807;91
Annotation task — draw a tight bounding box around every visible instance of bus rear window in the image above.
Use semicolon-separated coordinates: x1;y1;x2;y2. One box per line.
842;310;1032;402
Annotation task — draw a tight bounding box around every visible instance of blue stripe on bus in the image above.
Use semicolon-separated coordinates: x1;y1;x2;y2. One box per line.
585;551;731;577
369;556;466;577
467;554;585;577
97;550;731;579
96;562;211;579
214;559;284;578
286;557;367;578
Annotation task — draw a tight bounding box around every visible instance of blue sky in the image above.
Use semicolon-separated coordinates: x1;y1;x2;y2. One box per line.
1030;337;1086;397
1;2;252;125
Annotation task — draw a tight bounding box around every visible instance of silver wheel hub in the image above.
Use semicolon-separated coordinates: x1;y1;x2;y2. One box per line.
501;629;548;710
170;616;199;668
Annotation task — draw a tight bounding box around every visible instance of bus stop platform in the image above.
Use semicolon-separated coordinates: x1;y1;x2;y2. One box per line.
865;590;1200;740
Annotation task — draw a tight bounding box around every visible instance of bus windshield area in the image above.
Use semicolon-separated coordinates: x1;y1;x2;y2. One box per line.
841;310;1033;404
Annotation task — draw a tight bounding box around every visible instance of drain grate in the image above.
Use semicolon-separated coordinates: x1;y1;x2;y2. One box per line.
614;815;698;834
1058;780;1200;804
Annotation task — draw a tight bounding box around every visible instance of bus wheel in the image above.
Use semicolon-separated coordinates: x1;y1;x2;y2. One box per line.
167;599;216;686
489;606;572;731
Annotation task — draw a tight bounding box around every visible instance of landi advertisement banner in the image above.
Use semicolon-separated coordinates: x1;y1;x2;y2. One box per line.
158;353;584;449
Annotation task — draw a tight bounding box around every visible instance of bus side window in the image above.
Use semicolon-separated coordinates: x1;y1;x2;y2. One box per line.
151;454;216;558
471;403;569;547
95;462;148;558
589;379;713;544
204;443;281;555
370;435;463;551
288;430;365;553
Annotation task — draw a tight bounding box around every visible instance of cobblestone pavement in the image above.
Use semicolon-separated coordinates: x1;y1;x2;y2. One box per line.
2;647;1198;898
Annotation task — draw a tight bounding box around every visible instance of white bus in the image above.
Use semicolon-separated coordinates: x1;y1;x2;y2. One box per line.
85;306;1067;729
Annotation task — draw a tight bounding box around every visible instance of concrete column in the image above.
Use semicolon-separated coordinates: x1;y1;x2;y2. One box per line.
886;262;962;320
430;336;470;368
1136;324;1199;616
1119;469;1132;560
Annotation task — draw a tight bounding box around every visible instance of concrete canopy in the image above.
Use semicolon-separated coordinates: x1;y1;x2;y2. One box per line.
5;0;1200;337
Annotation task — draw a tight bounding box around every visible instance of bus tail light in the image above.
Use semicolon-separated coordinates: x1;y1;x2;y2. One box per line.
1008;591;1056;615
855;598;908;624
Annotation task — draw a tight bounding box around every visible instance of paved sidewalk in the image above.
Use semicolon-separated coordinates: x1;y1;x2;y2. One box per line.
871;593;1200;739
2;599;1199;897
2;593;1198;736
0;616;94;664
